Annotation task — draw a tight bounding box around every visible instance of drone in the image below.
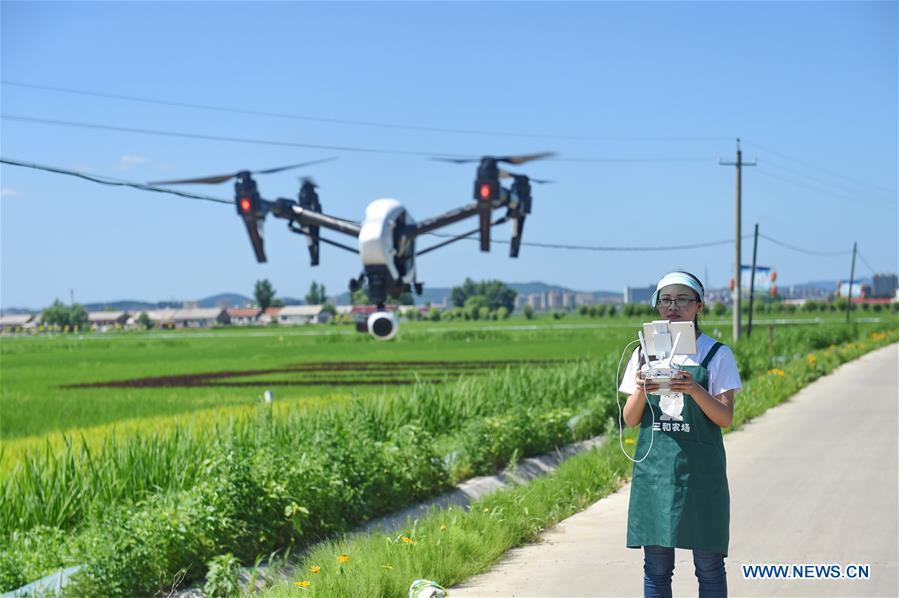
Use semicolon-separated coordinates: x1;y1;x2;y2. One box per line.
151;152;553;340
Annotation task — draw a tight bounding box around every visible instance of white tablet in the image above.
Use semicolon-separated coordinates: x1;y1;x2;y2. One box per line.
642;320;697;358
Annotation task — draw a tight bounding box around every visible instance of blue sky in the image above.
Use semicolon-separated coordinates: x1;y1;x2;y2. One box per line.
1;1;896;309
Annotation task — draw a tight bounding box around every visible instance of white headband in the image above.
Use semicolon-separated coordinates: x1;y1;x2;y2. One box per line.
650;272;704;308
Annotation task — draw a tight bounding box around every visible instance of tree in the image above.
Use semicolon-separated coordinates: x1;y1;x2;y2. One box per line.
351;288;370;305
305;281;327;305
41;299;88;330
137;312;152;329
450;278;516;313
522;305;535;320
41;299;70;328
254;279;277;310
70;304;88;330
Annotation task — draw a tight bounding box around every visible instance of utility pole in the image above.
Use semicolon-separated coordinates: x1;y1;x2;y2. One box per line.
720;138;756;343
846;242;857;324
747;223;759;338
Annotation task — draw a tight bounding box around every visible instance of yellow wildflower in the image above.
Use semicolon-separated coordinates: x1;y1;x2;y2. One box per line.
294;580;311;588
483;508;490;513
439;524;447;532
401;536;414;544
624;438;636;445
310;565;321;574
382;564;394;571
807;354;818;365
337;554;350;564
767;368;785;377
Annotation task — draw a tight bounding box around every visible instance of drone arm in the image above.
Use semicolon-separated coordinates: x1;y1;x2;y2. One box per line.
268;199;361;238
293;206;361;237
412;202;481;236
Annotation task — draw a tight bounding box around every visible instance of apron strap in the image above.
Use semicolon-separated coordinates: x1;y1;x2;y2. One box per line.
701;342;724;369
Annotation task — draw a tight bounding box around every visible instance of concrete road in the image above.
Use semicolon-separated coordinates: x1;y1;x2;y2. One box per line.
451;344;898;597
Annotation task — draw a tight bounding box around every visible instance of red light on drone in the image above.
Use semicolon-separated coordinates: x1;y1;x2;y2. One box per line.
479;183;492;200
239;197;252;213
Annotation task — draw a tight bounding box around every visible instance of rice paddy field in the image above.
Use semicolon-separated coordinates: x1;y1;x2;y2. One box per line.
0;314;895;595
1;318;638;453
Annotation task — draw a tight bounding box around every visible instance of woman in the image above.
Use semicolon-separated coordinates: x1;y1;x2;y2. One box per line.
619;271;742;598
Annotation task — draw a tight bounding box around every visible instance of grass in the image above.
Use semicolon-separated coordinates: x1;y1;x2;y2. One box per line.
265;436;634;598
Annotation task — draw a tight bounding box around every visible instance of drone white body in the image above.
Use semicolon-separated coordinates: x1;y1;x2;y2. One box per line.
358;198;417;287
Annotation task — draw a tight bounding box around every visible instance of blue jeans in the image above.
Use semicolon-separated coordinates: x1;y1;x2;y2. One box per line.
643;545;727;598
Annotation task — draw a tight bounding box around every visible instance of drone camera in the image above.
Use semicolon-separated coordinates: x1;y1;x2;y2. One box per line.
366;310;398;341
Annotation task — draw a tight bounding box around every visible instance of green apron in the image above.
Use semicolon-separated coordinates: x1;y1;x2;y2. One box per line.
626;342;730;556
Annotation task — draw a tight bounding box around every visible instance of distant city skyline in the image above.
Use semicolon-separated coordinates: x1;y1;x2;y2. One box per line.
1;274;879;313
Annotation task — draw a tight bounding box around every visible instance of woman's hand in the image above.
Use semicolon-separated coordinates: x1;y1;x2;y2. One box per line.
667;370;700;395
634;368;660;394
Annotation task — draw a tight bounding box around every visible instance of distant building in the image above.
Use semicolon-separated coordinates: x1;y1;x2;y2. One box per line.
625;285;655;305
87;311;129;331
226;308;260;326
172;307;229;328
143;309;177;328
0;313;34;333
836;281;867;299
258;307;283;324
277;305;330;325
871;274;898;298
574;292;596;306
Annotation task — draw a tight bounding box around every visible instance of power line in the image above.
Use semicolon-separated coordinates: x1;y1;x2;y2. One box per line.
426;229;748;252
550;156;715;163
759;232;852;257
855;250;878;276
742;138;897;196
2;155;745;253
1;114;730;165
754;168;895;211
0;157;232;205
763;158;895;203
3;156;868;258
0;114;471;159
2;80;733;143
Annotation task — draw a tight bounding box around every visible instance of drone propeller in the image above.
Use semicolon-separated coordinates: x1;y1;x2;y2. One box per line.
149;157;337;185
498;170;554;184
430;151;556;165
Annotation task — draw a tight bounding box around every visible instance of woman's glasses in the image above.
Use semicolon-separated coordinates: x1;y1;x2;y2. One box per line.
658;297;697;308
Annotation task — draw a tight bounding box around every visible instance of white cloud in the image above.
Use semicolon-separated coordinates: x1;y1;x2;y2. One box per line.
1;187;21;198
117;155;149;170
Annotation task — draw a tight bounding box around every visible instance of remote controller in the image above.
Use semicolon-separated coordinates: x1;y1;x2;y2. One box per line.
640;361;681;393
